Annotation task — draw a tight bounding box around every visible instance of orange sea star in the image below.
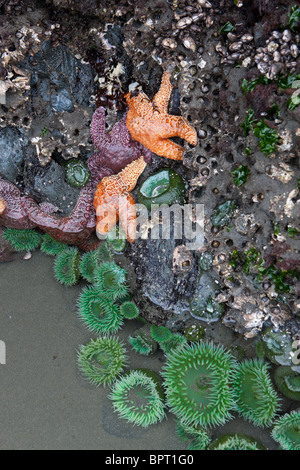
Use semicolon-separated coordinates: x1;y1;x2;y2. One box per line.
125;71;198;160
0;197;5;216
93;156;147;243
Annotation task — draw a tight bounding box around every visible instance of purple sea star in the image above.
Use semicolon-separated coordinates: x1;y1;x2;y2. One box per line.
21;182;96;246
87;106;152;186
0;178;35;230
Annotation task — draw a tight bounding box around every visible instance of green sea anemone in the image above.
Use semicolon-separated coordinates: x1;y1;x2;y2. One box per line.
274;366;300;401
106;226;128;253
53;246;80;286
233;358;279;427
161;342;236;428
138;168;187;210
79;243;114;283
176;421;211;450
150;325;172;343
207;434;266;450
40;233;67;256
271;411;300;450
109;369;165;427
159;333;187;354
77;285;123;334
79;250;100;283
128;325;157;356
94;242;113;263
94;261;128;301
77;336;127;387
65;158;91;188
3;228;42;252
120;301;139;320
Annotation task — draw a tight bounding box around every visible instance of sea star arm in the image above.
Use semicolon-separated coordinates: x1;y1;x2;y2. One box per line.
59;183;93;232
0;197;5;215
152;114;198;146
152;138;185;161
110;115;131;146
118;155;147;192
152;71;173;114
118;193;137;244
94;182;119;237
90;106;111;150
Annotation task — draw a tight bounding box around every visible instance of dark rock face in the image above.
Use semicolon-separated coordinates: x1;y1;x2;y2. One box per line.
19;41;94;115
23;150;80;215
0;127;27;182
129;238;198;324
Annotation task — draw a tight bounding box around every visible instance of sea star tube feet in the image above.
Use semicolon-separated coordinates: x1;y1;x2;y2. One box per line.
125;71;198;160
93;156;147;244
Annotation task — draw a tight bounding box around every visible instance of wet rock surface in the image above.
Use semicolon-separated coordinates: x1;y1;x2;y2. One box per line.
0;127;27;182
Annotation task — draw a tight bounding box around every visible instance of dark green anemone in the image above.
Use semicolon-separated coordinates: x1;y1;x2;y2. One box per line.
94;242;113;264
77;336;127;387
233;358;279;427
150;325;172;343
208;434;266;450
79;242;114;283
271;411;300;450
109;369;165;427
161;342;237;428
40;233;67;256
77;285;123;334
106;226;128;253
65;158;91;188
3;228;42;252
79;250;100;283
93;261;128;301
159;333;187;354
274;366;300;401
120;301;139;320
53;246;80;286
128;325;157;356
138;168;187;210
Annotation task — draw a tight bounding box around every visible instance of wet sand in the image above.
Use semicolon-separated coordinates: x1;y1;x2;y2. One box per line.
0;251;278;450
